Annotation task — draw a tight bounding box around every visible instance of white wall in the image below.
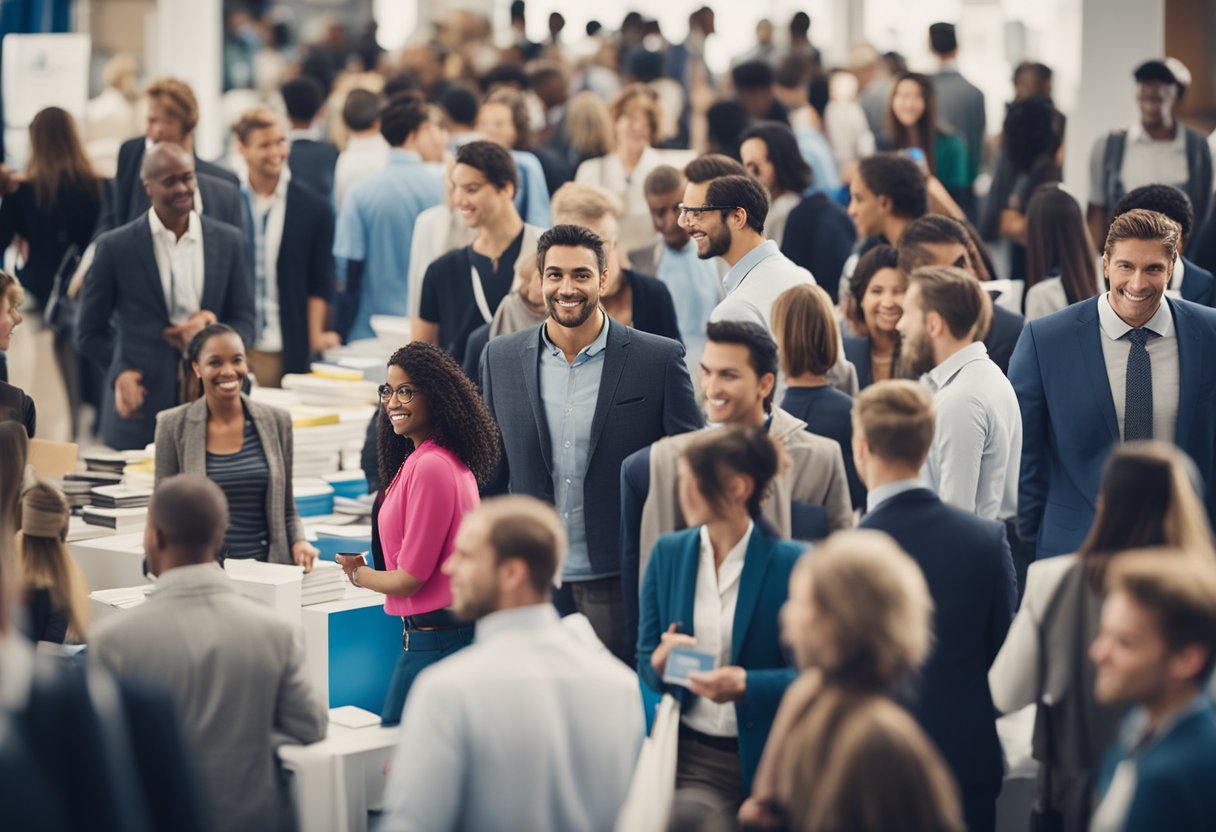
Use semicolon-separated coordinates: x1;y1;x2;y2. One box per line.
153;0;222;159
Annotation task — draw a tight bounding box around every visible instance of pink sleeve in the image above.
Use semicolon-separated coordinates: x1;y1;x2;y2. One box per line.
395;454;460;583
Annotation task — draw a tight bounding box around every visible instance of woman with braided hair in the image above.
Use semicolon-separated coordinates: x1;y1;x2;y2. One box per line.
336;341;500;725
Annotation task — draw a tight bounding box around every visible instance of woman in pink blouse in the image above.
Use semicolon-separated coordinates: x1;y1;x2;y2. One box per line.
337;342;500;725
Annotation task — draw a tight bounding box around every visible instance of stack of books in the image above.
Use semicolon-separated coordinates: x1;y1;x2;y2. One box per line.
90;484;154;509
81;506;147;530
57;471;121;510
300;559;347;606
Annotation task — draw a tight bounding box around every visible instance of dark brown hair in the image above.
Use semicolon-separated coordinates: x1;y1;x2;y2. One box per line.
888;73;939;176
1104;207;1180;262
26;107;102;211
907;266;990;341
681;426;781;520
1026;185;1098;305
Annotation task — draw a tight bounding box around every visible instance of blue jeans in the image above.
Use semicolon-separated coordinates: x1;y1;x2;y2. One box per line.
379;624;474;726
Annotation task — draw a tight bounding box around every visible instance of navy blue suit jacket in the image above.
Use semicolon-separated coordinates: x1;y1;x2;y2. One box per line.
842;333;875;390
103;137;242;234
637;526;802;793
986;303;1024;375
1010;295;1216;560
240;180;335;374
860;488;1015;788
1181;256;1216;307
480;321;703;576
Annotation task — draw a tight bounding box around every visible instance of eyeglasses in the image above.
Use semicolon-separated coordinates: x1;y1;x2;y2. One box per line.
678;204;738;220
378;384;416;404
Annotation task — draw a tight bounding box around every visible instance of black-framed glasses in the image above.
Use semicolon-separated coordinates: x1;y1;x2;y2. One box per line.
378;383;416;404
677;203;739;220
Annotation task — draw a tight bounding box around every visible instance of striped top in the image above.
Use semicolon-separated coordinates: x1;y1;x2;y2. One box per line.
206;418;270;560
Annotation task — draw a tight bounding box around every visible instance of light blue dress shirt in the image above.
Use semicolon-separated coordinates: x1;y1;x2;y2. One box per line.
865;478;924;514
793;125;842;196
332;150;444;342
379;604;645;832
510;150;553;228
540;315;611;579
656;238;723;370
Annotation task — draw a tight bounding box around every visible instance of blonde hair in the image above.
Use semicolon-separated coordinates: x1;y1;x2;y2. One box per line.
563;92;613;160
145;77;200;134
18;481;90;640
232;106;281;144
1104;208;1180;262
774;687;965;832
798;530;934;686
551;182;623;228
0;270;23;310
772;284;840;378
853;381;936;468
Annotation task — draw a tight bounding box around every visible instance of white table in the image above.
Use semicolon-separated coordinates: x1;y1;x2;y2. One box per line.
279;718;398;832
70;530;148;591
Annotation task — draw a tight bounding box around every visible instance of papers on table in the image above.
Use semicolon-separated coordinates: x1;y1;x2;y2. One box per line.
302;560;347;605
308;523;373;540
328;705;382;729
91;585;153;609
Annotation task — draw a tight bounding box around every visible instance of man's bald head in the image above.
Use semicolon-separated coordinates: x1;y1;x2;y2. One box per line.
145;474;227;573
141;141;194;183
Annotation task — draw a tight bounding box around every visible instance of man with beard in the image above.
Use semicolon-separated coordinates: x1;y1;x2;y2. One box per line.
897;266;1021;532
480;224;702;661
680;173;815;334
379;496;643;832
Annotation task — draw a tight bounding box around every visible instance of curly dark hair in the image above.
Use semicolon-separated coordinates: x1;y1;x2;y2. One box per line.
377;343;501;491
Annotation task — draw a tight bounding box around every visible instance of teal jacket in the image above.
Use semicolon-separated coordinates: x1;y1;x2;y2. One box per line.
637;525;803;793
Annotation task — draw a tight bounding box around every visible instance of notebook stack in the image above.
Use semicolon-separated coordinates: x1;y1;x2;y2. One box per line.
81;506;147;530
90;484;154;509
57;471;122;510
301;559;347;606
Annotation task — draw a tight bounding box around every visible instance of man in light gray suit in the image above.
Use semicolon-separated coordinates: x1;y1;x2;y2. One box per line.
77;143;255;450
929;22;986;217
90;475;327;832
481;224;703;661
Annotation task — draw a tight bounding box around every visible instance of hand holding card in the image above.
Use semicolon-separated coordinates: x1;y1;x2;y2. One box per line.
663;646;718;687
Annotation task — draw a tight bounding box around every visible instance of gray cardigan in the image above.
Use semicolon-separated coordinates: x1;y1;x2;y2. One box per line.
154;394;305;564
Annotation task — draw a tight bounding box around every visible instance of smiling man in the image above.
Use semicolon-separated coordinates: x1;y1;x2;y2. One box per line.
233;107;339;387
480;224;702;661
1010;208;1216;563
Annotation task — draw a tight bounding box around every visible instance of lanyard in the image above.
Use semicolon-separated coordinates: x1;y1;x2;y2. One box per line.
470;263;493;324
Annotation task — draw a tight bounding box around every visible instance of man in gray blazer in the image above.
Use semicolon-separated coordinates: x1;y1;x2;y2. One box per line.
90;475;327;832
77;143;255;450
929;22;985;216
481;224;703;661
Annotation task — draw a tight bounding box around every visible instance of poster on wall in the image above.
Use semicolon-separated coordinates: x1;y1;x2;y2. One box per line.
2;33;91;169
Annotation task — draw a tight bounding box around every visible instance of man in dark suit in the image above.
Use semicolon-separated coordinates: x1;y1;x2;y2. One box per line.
1011;209;1216;562
282;76;339;200
1113;184;1215;307
854;380;1015;832
103;77;243;233
929;22;985;217
233;107;339;386
480;224;702;660
77;143;255;451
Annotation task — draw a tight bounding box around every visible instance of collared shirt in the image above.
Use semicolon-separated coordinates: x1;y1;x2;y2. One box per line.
1169;254;1185;295
240;170;290;352
711;239;815;332
333;149;444;341
333;133;390;209
539;315;611;580
683;521;753;738
920;341;1022;520
865;478;923;515
148;208;204;323
656;237;724;373
1121;121;1190;197
379;603;644;832
1097;292;1179;443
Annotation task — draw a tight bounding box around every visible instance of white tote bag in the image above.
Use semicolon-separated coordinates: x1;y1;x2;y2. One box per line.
614;693;681;832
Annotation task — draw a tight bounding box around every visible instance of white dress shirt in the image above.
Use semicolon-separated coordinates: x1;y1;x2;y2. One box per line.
921;341;1022;520
683;521;752;738
379;604;644;832
242;170;290;352
148;208;204;324
1096;292;1179;443
710;239;815;332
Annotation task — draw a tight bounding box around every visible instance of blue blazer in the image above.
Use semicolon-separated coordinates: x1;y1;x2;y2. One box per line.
481;321;702;576
637;526;802;794
1010;295;1216;560
1096;699;1216;831
860;488;1015;788
842;333;875;390
1181;256;1216;307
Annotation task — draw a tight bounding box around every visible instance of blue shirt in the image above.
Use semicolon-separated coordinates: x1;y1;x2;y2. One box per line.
539;315;610;579
510;150;553;228
656;238;723;369
332;150;443;341
793;126;842;196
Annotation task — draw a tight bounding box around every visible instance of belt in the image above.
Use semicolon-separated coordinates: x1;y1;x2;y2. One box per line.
679;723;740;753
401;622;474;652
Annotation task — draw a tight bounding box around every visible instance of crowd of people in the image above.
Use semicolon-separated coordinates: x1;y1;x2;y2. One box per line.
3;4;1216;831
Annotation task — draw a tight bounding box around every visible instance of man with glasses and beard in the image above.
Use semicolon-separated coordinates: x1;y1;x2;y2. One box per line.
480;224;702;661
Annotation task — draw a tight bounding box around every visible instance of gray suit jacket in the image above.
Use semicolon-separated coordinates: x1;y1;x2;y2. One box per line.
89;563;327;832
76;213;256;450
154;394;305;564
480;320;703;576
932;69;986;182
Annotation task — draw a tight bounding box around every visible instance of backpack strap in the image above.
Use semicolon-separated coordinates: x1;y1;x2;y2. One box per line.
1102;130;1128;215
